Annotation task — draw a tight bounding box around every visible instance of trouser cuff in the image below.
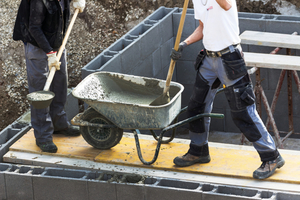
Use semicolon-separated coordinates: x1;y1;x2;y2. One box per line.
258;149;279;162
188;143;209;157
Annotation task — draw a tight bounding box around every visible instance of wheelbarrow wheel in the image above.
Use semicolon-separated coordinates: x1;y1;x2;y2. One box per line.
80;107;123;149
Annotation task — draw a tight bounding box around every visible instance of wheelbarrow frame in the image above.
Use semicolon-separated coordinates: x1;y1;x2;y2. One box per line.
71;106;224;165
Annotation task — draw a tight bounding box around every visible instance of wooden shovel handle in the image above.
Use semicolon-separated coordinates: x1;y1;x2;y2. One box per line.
163;0;189;94
43;9;80;91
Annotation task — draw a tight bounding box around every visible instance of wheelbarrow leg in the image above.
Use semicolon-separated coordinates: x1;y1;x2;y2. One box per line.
133;129;166;165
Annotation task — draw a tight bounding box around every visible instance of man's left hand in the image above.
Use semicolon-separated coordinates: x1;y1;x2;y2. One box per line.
73;0;85;13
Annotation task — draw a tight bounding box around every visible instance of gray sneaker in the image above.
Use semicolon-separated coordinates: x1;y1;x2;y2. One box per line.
253;155;285;179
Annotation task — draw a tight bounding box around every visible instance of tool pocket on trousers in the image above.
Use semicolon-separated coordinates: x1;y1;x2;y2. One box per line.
233;83;255;110
194;50;206;71
224;83;255;111
222;58;247;80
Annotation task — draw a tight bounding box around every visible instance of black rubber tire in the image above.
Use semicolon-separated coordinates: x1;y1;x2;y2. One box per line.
80;107;123;149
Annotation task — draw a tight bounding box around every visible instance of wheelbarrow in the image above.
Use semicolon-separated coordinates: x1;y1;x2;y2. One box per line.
71;72;224;165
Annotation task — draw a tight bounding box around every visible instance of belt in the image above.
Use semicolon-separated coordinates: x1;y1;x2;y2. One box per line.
206;44;240;58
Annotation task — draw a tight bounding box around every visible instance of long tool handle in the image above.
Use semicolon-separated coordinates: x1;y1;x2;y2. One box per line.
43;9;80;91
163;0;189;94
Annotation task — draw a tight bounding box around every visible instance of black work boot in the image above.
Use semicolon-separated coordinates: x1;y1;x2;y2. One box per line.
53;126;80;136
253;155;285;179
36;141;58;153
173;143;210;167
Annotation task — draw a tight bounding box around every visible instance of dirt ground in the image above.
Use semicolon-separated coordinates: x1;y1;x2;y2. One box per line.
0;0;297;131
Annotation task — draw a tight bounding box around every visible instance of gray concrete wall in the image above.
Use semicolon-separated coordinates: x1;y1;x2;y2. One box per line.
1;162;300;200
82;7;300;135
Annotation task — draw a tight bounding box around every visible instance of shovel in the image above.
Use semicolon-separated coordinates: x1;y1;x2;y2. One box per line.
150;0;189;106
27;9;80;109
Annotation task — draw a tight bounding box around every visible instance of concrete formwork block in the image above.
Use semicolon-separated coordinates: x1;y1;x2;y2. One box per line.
181;84;193;106
160;38;173;70
266;15;300;34
266;68;287;91
65;88;79;122
147;7;175;22
181;41;203;61
33;168;88;200
155;13;173;45
0;163;11;200
86;172;117;200
259;191;275;199
172;8;196;38
152;48;162;77
128;55;153;78
118;39;141;74
238;12;265;33
98;53;122;73
140;26;162;60
176;60;196;85
0;125;30;161
116;183;145;200
5;166;34;200
202;184;260;200
11;110;31;129
81;54;113;79
145;179;202;200
276;192;300;200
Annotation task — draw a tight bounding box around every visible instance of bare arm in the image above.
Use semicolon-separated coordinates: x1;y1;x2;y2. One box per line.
183;20;204;45
216;0;232;11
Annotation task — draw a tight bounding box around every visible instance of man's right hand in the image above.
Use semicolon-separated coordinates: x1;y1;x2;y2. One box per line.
73;0;86;13
170;42;187;61
47;51;61;71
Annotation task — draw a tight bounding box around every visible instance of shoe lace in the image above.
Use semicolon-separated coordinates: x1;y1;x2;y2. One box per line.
259;161;267;169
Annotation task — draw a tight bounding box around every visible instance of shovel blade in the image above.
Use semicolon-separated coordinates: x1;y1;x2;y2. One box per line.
27;91;55;109
150;92;170;106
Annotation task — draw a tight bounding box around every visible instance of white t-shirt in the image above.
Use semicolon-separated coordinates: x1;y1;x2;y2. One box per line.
192;0;241;51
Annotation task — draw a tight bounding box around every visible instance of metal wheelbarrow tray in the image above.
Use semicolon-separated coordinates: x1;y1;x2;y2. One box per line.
72;72;184;130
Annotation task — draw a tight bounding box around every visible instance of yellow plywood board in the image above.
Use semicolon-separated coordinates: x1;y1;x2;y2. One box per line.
10;129;300;184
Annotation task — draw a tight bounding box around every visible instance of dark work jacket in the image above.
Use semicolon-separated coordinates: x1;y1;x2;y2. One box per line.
13;0;71;53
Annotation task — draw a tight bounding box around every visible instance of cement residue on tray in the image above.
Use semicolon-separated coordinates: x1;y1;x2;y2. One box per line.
77;76;108;100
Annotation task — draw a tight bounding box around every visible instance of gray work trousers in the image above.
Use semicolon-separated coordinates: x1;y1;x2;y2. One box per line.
25;43;69;143
189;47;277;161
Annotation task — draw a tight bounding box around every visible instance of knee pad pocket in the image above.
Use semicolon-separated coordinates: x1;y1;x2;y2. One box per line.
225;82;255;111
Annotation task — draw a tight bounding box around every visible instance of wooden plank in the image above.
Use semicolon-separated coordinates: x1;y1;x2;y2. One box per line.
240;31;300;49
244;52;300;70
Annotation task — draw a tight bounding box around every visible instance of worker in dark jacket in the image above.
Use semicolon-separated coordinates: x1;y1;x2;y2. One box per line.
13;0;85;153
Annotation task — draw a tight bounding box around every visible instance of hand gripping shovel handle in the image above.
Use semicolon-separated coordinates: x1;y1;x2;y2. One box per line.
163;0;189;95
43;8;80;91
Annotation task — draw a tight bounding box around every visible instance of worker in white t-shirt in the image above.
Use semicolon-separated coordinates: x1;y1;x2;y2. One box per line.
170;0;284;180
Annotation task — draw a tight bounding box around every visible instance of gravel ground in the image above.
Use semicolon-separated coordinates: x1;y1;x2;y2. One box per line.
0;0;154;130
0;0;299;131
